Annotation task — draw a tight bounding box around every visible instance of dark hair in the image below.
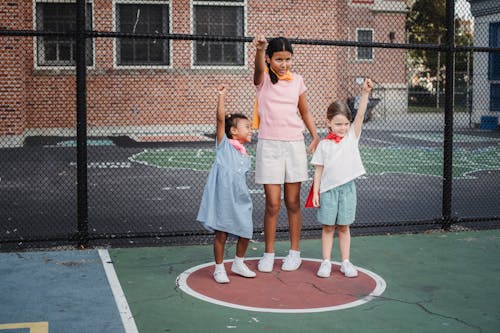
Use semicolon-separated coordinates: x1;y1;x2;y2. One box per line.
326;101;351;131
265;37;294;84
224;113;248;139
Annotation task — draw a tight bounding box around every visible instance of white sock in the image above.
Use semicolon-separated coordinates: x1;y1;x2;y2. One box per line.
215;263;225;271
234;256;244;265
289;249;300;257
342;259;350;264
263;252;274;259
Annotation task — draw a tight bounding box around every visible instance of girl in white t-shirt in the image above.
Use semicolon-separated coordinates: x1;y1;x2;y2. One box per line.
310;78;373;278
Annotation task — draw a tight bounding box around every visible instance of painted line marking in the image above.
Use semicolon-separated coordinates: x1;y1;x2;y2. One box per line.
0;322;48;333
70;162;131;169
98;249;139;333
176;257;387;313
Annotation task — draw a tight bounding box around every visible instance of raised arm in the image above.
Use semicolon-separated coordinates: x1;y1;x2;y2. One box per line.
216;85;227;145
352;78;373;138
253;35;267;86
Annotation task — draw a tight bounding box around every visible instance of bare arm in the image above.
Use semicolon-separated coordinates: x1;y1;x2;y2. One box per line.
298;93;320;153
352;78;373;138
312;165;323;207
253;35;267;86
216;85;227;145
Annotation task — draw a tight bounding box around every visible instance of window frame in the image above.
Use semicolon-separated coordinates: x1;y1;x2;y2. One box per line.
191;0;247;69
33;0;95;70
113;0;172;69
356;28;374;62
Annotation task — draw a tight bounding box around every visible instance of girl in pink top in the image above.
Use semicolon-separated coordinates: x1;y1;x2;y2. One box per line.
253;35;319;272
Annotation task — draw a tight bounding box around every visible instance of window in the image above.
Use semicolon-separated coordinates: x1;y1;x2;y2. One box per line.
193;1;245;66
491;84;500;111
489;22;500;80
35;2;93;67
356;29;373;61
116;3;169;66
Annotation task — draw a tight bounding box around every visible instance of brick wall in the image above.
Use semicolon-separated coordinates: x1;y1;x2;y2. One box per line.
1;0;408;137
0;1;29;136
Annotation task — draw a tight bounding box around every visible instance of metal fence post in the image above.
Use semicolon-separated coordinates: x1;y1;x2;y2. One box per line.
442;0;455;229
76;0;89;247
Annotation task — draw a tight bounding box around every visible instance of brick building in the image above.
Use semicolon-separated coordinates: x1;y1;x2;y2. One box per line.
0;0;408;146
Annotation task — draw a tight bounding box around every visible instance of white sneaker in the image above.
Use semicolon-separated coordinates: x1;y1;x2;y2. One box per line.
231;260;256;278
340;260;358;278
258;253;275;272
281;252;302;271
317;260;332;278
213;268;230;283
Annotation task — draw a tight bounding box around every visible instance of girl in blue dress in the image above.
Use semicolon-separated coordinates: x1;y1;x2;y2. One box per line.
197;85;256;284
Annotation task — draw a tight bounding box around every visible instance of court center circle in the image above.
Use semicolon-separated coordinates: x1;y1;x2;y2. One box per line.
176;257;386;313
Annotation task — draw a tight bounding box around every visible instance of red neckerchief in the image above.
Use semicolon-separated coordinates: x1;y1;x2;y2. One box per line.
228;139;247;155
324;132;343;143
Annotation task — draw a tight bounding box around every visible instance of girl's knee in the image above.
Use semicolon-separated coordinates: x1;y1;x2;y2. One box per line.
323;225;335;233
215;231;228;242
265;201;281;216
337;225;350;235
284;198;301;213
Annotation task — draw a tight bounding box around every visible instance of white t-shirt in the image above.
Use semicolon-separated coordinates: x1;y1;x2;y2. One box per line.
310;126;366;193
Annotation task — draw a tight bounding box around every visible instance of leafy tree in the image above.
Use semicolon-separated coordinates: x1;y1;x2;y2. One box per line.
406;0;446;78
407;0;473;81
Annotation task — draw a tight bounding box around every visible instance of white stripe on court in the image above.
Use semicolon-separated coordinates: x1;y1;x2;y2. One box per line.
98;249;139;333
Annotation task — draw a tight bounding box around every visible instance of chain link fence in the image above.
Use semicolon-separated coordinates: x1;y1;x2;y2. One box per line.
1;0;499;250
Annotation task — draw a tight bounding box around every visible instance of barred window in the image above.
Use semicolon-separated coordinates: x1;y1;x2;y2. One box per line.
116;3;170;66
489;22;500;80
35;2;93;67
193;1;245;66
356;29;373;61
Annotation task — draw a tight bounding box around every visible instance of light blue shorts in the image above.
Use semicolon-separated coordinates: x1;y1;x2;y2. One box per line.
317;181;357;226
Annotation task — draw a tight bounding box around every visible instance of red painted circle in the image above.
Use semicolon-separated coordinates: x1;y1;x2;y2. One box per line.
183;258;381;311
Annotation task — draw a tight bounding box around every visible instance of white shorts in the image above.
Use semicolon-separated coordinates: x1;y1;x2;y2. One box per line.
255;139;308;184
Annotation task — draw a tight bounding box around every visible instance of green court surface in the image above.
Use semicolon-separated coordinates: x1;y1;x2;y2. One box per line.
109;229;500;333
130;144;500;179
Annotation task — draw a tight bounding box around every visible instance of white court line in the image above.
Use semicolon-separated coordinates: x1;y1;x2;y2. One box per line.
98;249;139;333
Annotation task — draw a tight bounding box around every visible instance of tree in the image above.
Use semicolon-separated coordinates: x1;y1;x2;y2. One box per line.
406;0;446;78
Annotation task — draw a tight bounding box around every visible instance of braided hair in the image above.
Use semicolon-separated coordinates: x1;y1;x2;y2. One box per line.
265;37;294;84
224;113;249;139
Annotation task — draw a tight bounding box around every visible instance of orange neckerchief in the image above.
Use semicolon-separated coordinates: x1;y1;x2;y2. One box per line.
324;132;344;143
252;67;294;129
228;139;247;155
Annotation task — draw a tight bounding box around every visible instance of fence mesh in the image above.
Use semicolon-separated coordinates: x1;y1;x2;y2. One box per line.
1;0;499;250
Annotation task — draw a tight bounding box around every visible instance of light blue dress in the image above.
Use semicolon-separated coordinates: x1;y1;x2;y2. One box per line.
196;135;253;239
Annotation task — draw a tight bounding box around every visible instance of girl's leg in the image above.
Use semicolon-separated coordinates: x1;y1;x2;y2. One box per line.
263;184;282;253
317;224;336;278
231;237;256;278
321;225;336;261
338;225;358;277
235;237;250;258
283;182;302;251
214;231;228;264
337;225;351;261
